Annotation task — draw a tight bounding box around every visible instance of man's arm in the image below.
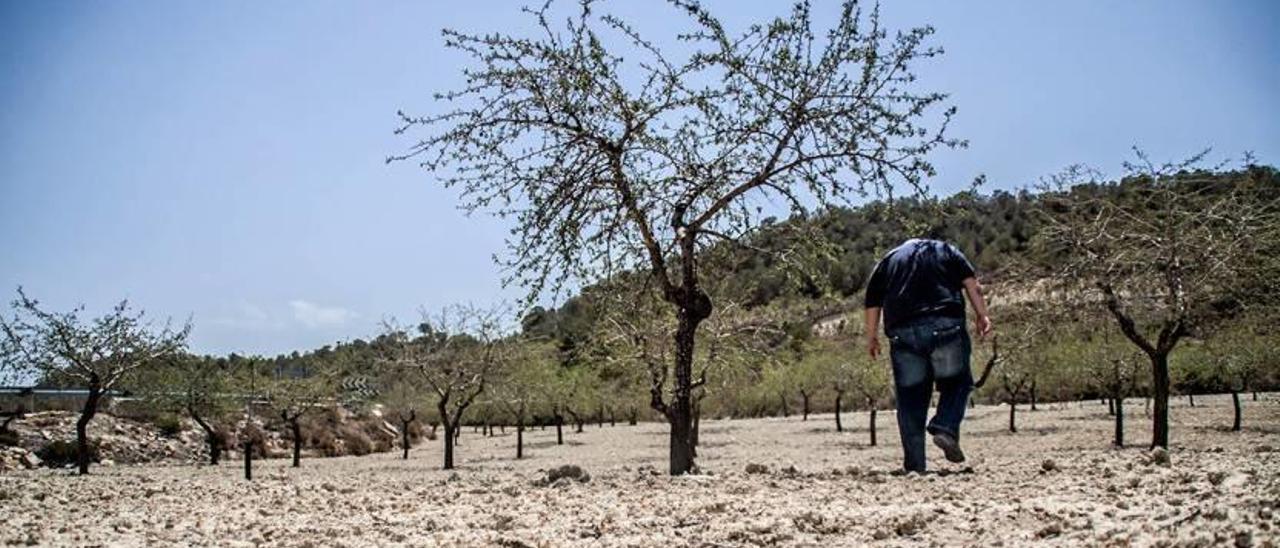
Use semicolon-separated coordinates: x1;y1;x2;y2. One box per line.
962;277;993;339
863;258;888;359
865;307;882;359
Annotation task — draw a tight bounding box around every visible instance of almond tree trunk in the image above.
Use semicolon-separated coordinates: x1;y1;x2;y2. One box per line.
1113;395;1125;447
567;409;584;433
1231;391;1242;432
690;400;701;460
190;408;221;465
516;420;525;459
1150;352;1171;449
288;416;302;468
400;413;415;460
439;399;457;469
555;411;564;445
833;391;843;432
75;382;103;475
442;423;455;469
243;440;253;481
801;391;810;421
664;287;709;476
869;407;878;446
1008;401;1017;433
401;425;412;460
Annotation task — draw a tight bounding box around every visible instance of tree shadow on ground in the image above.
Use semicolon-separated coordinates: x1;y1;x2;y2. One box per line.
525;440;585;450
1191;424;1280;436
967;425;1062;438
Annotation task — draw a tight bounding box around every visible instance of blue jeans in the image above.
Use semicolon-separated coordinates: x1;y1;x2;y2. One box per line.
887;315;973;472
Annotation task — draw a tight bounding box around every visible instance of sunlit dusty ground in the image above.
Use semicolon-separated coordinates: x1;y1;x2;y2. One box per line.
2;394;1277;547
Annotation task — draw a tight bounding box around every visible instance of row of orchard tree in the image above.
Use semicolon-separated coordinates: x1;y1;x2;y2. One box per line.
2;253;1274;478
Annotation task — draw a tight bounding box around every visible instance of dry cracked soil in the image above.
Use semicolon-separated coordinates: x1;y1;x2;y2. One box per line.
2;394;1278;547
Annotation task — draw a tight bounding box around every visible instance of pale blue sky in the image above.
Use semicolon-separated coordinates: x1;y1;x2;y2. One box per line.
2;1;1277;357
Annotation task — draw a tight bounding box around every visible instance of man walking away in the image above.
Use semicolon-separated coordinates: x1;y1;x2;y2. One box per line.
864;238;992;473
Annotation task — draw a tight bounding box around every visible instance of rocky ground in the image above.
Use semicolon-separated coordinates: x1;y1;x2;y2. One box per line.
0;411;208;470
1;394;1277;547
0;406;412;472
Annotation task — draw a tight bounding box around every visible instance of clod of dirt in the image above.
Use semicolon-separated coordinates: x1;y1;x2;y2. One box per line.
893;513;928;537
546;464;590;484
745;463;769;475
1207;471;1228;486
1036;522;1063;538
1235;530;1253;548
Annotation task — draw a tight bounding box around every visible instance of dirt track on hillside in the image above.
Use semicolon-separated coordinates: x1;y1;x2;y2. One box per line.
2;394;1277;547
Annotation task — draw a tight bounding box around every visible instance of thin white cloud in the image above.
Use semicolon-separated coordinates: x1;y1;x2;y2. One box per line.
289;300;357;329
210;301;285;330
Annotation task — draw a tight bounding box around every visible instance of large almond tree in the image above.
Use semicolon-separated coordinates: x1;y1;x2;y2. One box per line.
394;0;958;474
1037;155;1278;448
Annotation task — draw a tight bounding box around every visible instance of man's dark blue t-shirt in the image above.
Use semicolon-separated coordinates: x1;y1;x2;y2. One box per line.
863;239;976;330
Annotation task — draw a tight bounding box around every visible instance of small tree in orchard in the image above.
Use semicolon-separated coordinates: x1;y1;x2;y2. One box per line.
850;350;890;446
991;320;1044;434
792;343;828;422
268;357;339;469
1037;153;1279;448
0;289;189;475
792;336;853;430
1073;329;1145;447
379;372;427;460
379;305;506;470
493;340;558;459
556;365;598;434
394;0;959;474
226;353;272;480
137;354;236;465
1198;316;1271;433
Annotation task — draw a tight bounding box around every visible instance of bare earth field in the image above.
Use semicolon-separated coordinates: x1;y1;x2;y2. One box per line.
2;394;1277;547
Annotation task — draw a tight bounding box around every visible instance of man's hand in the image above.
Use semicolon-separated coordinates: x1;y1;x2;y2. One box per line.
868;336;881;359
974;314;993;340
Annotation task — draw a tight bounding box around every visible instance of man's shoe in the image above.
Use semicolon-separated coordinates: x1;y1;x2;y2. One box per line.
933;432;966;463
